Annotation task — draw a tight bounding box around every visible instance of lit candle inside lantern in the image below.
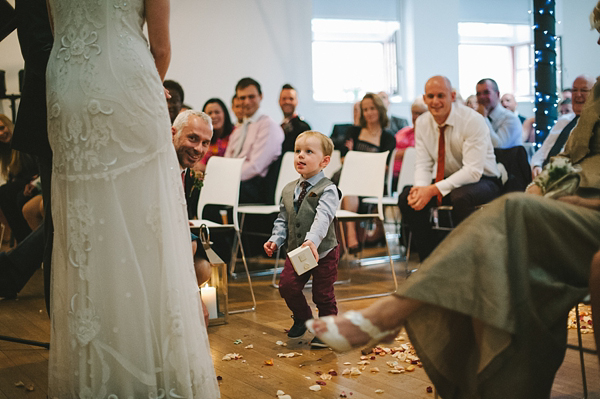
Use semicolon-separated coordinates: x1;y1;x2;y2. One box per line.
200;286;218;319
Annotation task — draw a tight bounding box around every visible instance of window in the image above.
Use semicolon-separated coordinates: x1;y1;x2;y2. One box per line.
458;23;533;100
311;19;400;103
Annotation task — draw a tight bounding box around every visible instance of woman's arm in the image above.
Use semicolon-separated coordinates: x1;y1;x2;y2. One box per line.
145;0;170;81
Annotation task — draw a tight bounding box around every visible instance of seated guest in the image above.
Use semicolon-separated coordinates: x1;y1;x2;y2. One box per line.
562;87;573;101
225;77;284;204
500;92;526;123
340;92;396;252
164;79;184;123
559;98;574;116
0;114;39;244
231;94;244;127
378;91;408;133
465;94;478;110
195;98;235;173
399;76;501;261
392;97;427;193
280;83;311;153
530;75;594;177
476;78;522;148
309;192;600;398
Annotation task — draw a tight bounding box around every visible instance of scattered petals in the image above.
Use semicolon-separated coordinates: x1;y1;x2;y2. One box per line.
341;368;351;375
14;381;25;387
275;340;287;346
328;369;337;376
375;389;384;394
265;358;274;366
216;376;223;381
277;352;302;358
357;360;370;365
245;344;254;349
406;365;415;372
309;384;322;391
350;367;362;376
370;367;380;373
427;386;433;393
222;353;242;361
343;362;352;365
320;374;332;381
233;339;243;345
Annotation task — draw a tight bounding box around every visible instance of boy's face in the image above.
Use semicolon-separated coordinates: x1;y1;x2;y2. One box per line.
294;136;330;179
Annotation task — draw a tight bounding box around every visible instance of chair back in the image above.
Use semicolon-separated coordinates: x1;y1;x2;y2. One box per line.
323;150;342;179
197;156;245;229
386;149;397;195
338;150;389;220
396;147;416;193
273;152;300;204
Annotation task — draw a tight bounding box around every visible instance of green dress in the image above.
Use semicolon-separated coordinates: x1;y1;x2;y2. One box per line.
396;193;600;398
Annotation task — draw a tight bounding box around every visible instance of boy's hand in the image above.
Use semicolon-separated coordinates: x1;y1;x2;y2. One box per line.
302;240;319;262
264;241;277;257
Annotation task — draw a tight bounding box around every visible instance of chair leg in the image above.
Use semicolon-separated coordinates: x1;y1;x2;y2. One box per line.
404;231;412;278
575;305;588;399
383;223;398;291
228;230;257;314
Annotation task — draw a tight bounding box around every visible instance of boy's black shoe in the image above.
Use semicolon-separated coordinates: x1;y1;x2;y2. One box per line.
287;316;308;338
310;336;328;349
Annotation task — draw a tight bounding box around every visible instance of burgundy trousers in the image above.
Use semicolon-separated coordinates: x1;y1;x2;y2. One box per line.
279;245;339;321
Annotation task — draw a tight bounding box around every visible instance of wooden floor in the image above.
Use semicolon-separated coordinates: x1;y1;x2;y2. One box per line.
0;243;599;398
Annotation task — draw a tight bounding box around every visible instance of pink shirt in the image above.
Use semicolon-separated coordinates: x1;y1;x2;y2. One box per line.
393;126;416;177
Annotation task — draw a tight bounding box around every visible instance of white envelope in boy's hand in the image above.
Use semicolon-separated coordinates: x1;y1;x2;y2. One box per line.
287;245;318;275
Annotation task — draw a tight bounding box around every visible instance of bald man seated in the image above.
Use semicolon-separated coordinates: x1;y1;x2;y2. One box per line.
398;76;502;261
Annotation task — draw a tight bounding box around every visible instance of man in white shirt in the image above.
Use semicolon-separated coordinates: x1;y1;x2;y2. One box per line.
225;77;284;203
476;78;523;149
530;75;595;177
399;76;502;261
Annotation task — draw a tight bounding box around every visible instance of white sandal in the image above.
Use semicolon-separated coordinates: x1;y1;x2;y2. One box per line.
306;310;398;353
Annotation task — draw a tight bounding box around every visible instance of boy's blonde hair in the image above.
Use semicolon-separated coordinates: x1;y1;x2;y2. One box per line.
296;130;334;156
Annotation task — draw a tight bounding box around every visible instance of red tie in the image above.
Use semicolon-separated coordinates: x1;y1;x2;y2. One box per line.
434;125;447;205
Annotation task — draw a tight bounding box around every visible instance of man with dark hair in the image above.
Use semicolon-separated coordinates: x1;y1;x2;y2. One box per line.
232;94;244;126
164;79;184;123
279;83;311;153
476;78;522;149
225;77;284;203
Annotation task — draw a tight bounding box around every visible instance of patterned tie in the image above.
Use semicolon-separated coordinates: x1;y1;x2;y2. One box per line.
434;125;447;206
297;180;310;209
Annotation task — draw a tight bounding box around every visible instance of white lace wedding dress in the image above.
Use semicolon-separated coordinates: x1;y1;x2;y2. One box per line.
46;0;220;397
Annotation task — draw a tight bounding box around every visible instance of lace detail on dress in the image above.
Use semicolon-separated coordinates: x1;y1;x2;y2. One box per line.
68;199;95;280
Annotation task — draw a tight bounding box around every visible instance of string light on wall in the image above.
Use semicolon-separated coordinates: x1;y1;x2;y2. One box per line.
532;0;558;148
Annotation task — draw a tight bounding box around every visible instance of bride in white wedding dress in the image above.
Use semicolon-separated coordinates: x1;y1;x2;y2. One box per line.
46;0;220;397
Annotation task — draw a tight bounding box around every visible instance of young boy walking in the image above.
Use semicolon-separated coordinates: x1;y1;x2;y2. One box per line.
264;131;341;348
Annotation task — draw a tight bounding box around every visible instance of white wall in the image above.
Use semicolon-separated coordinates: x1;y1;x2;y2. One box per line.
1;0;599;133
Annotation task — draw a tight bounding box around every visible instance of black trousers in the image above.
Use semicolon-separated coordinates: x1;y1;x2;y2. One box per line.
399;178;501;261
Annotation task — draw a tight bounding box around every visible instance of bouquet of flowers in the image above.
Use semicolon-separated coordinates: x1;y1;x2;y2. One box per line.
530;157;581;199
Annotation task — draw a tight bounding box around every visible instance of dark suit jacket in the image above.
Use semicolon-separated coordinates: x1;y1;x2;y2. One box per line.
184;168;200;220
281;115;311;153
11;0;53;158
0;0;16;42
389;115;408;133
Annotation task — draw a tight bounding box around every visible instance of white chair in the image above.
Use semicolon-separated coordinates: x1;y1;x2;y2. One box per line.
237;152;299;287
323;149;342;179
189;156;256;314
336;150;398;299
363;147;416;236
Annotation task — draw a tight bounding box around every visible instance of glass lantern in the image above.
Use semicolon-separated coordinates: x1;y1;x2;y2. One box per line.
198;225;228;326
